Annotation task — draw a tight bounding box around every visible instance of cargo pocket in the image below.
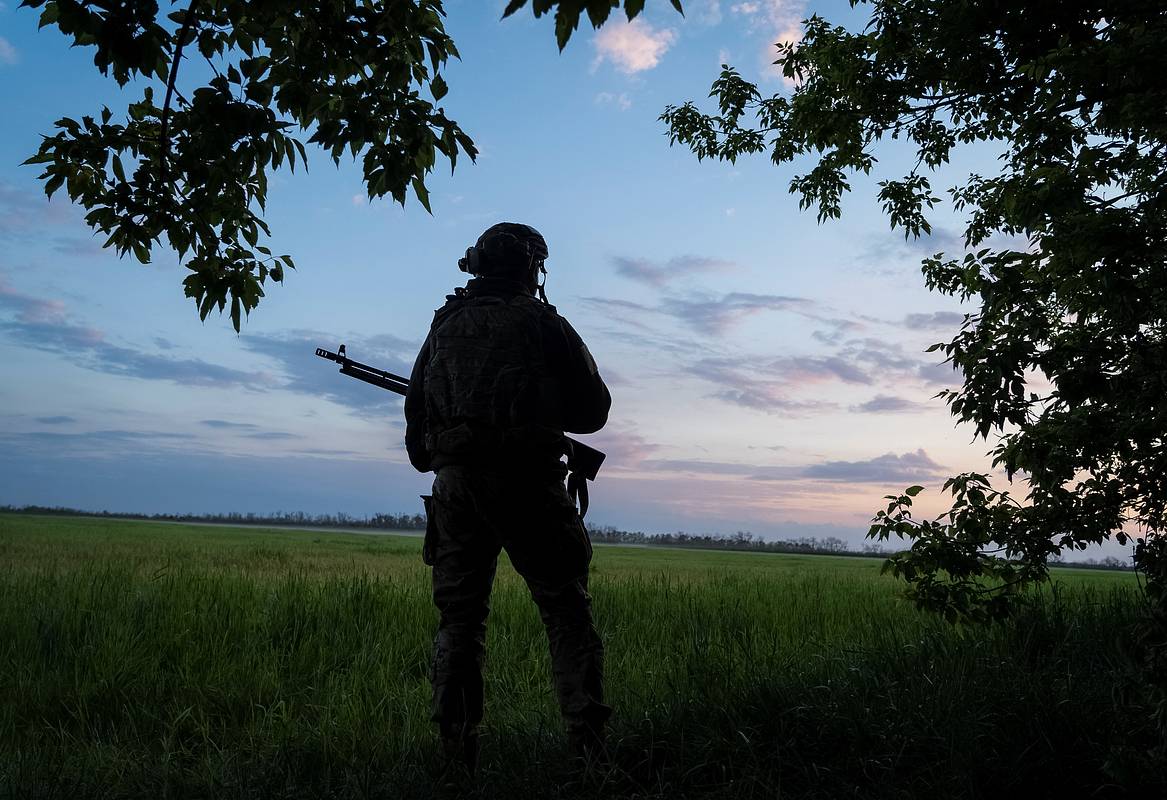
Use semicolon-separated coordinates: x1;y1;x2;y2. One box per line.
421;494;438;567
577;516;594;566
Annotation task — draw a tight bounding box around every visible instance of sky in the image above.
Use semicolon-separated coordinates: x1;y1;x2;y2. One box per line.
0;2;1128;556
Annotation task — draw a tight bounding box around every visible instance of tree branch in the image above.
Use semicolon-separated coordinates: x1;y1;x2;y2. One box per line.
159;1;202;188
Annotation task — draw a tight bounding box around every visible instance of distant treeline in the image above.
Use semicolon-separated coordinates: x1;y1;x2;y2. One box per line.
0;505;426;531
588;525;891;559
1048;556;1135;571
2;504;882;556
0;505;1134;568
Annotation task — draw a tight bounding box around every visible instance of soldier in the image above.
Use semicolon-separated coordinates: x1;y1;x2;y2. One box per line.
404;222;613;772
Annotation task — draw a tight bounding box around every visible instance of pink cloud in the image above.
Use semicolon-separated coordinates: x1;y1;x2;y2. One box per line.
730;0;807;86
592;19;678;74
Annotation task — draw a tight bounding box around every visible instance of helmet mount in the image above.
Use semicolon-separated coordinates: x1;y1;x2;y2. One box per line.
458;222;550;302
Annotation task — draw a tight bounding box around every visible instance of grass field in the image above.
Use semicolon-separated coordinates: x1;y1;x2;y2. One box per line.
0;513;1156;798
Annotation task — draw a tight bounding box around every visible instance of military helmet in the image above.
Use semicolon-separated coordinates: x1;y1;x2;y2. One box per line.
458;222;548;277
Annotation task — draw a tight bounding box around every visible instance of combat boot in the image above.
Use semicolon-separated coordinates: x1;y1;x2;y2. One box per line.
439;723;480;775
567;722;608;769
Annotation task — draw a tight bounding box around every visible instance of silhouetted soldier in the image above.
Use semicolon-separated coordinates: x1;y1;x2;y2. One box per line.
404;222;612;772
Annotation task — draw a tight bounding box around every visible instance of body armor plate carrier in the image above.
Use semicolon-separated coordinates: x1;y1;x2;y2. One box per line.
423;294;567;471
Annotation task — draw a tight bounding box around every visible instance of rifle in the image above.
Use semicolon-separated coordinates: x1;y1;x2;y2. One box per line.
315;344;606;516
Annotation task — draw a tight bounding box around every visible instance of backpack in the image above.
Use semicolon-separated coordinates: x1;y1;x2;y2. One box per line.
423;294;566;466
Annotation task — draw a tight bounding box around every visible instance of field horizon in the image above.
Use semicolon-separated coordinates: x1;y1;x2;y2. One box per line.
0;508;1138;571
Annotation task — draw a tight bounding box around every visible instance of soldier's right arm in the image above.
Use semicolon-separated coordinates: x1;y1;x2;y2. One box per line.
551;315;611;435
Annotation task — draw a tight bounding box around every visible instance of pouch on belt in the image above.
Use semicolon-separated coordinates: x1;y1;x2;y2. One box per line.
421;494;438;566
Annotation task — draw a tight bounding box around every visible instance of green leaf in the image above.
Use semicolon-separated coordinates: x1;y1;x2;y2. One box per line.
431;74;448;101
905;486;925;497
411;176;432;214
501;1;527;18
38;3;59;28
554;7;580;50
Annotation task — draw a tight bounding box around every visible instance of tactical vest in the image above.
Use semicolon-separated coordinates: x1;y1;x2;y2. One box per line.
423;293;567;469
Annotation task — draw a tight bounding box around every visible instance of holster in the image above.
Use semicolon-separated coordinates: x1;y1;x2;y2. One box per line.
421;494;438;566
567;470;589;520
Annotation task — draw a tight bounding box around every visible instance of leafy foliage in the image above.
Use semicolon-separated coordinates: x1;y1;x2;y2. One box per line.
662;0;1167;618
22;0;680;330
501;0;684;50
22;0;474;330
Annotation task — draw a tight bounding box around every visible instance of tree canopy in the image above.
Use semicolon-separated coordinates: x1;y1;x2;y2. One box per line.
662;0;1166;622
21;0;679;331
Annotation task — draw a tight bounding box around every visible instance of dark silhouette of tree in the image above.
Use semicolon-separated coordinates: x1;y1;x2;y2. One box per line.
20;0;680;330
662;0;1166;757
662;0;1164;614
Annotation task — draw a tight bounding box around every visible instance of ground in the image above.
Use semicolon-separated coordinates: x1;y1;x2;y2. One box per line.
0;513;1153;798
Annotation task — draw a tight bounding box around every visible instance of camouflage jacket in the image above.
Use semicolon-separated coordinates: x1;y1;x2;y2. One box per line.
404;277;610;473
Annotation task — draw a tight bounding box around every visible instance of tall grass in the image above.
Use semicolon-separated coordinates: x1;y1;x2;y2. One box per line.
0;514;1153;798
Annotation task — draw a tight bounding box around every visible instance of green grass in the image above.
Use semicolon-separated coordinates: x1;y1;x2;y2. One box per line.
0;513;1155;798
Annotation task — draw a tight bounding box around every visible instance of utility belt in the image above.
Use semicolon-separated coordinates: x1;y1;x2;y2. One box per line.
426;422;594;517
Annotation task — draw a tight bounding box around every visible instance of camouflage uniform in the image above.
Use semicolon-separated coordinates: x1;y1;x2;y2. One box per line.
404;275;612;750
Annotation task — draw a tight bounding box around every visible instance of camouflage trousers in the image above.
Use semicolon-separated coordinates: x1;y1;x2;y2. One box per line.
424;464;610;739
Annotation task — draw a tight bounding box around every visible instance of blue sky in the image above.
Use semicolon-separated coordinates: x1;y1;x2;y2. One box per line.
0;2;1120;555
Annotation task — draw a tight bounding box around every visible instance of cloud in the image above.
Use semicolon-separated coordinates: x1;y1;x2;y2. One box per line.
827;336;962;389
918;360;961;386
594;91;632;111
572;424;660;471
644;458;761;475
0;429;200;460
0;446;431;516
662;292;813;334
240;330;418;416
0;36;17;66
612;254;735;287
729;1;806;85
835;337;922;375
681;331;963;413
850;394;921;414
0;280;424;411
0;278;269;389
245;431;300;441
579;290;825;342
200;421;301;441
0;182;74;238
51;235;107;257
642;458;802;481
592;19;678;74
860;226;968;275
201;419;259;430
34;416;76;425
903;311;966;330
694;1;723;26
640;448;948;486
810;317;865;345
803;448;948;484
3;278;426;412
767;355;873;385
686;358;836;414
